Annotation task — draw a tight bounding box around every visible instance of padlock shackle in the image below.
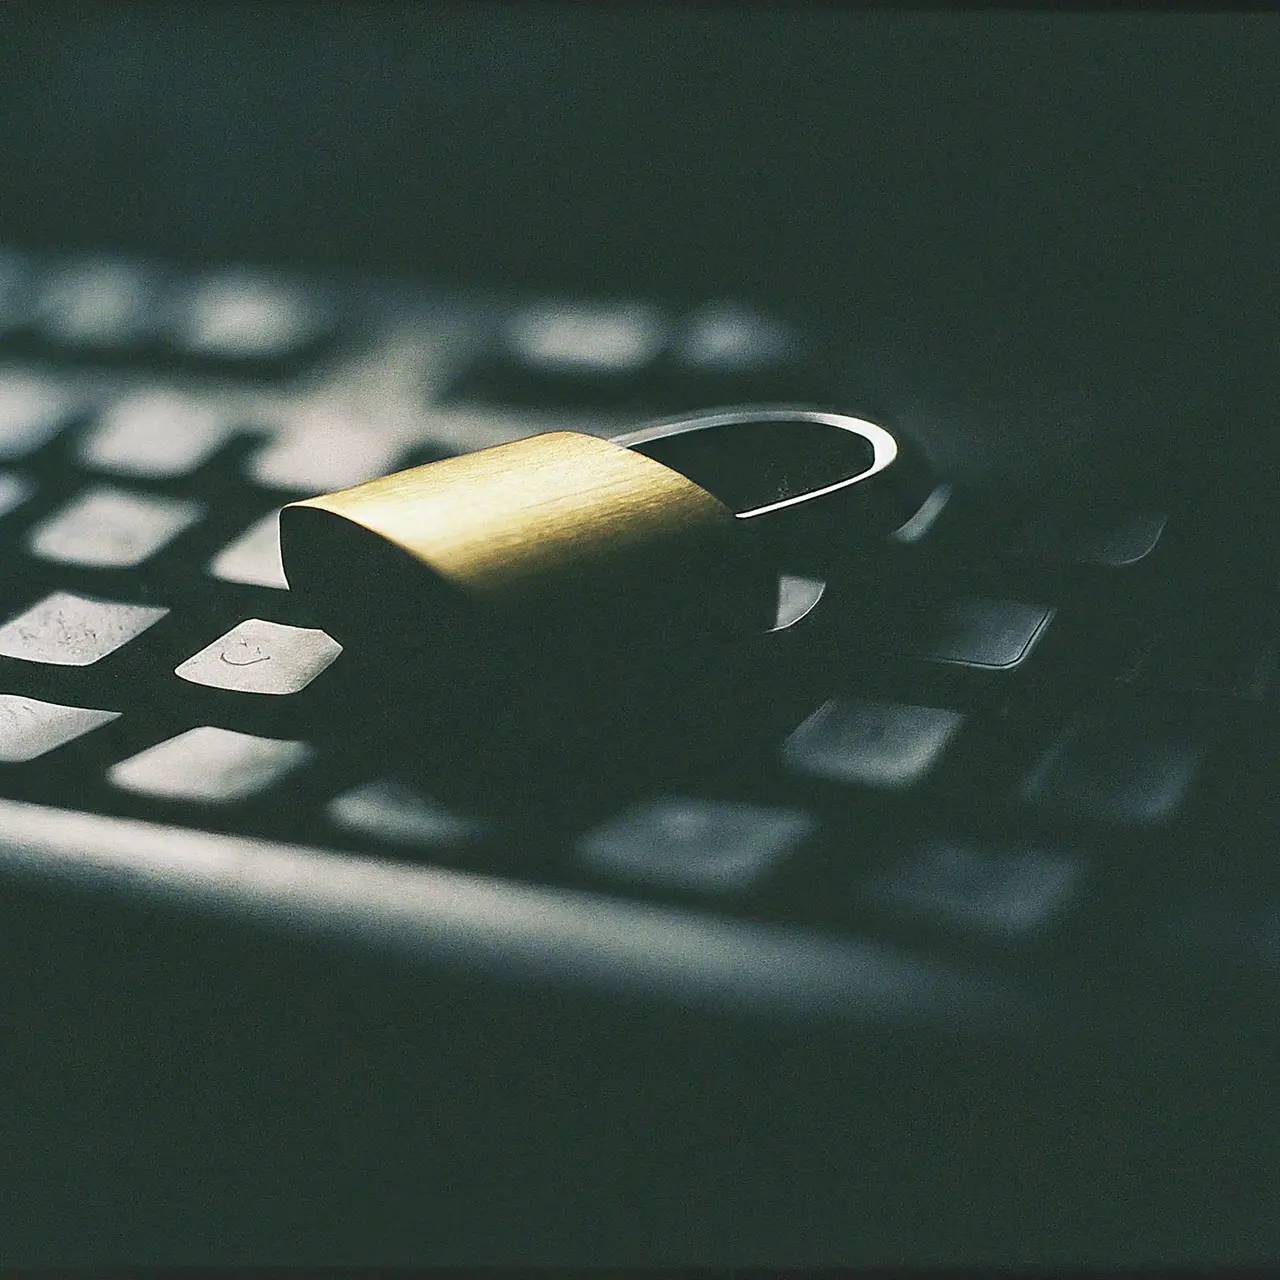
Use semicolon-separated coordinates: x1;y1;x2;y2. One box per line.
614;406;901;518
612;405;936;577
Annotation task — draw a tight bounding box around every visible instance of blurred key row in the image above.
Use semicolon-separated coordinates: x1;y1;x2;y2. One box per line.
0;698;1103;964
0;697;1077;929
0;592;339;696
0;253;337;367
0;468;288;586
0;375;246;472
0;660;1226;843
446;299;807;411
0;246;811;458
0;370;436;495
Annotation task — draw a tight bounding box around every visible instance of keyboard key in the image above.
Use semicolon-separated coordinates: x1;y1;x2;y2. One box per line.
1018;705;1205;824
865;837;1082;939
0;470;33;519
327;780;484;847
208;511;288;589
174;618;342;695
1012;504;1168;569
81;391;237;477
32;259;157;348
774;574;825;630
0;592;168;666
782;698;966;788
890;482;952;546
0;371;77;458
108;726;312;803
503;302;666;374
578;797;816;894
28;487;201;568
167;272;333;361
0;694;120;762
247;408;414;492
883;597;1055;670
676;302;797;371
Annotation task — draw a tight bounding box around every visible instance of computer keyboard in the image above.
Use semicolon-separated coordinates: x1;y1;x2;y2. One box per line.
0;241;1270;1048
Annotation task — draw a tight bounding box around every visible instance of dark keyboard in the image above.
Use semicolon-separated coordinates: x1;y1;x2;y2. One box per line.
0;242;1271;1046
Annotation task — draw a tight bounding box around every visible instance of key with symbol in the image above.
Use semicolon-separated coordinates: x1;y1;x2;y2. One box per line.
174;618;343;695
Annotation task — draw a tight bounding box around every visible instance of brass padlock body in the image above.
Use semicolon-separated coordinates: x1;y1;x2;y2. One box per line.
279;431;772;675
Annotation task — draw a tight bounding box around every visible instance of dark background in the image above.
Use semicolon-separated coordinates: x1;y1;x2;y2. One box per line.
0;4;1274;439
0;5;1277;1264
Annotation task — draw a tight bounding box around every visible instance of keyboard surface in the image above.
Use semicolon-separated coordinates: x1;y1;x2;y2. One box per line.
0;241;1270;1026
2;241;1278;1263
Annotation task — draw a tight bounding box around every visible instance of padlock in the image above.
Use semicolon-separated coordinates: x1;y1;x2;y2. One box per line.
278;406;935;679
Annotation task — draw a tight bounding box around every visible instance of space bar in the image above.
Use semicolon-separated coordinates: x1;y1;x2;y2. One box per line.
0;797;1035;1033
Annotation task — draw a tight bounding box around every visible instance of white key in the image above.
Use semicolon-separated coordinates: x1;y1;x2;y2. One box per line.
175;618;342;695
1019;708;1203;824
171;273;328;360
81;392;236;477
0;592;168;666
579;796;815;894
893;597;1055;670
504;302;666;373
248;408;416;492
207;511;287;590
867;839;1082;939
28;487;201;568
677;303;796;370
108;726;312;803
773;575;825;630
34;260;155;347
0;471;33;519
782;698;966;789
328;780;483;847
0;695;120;762
0;372;77;458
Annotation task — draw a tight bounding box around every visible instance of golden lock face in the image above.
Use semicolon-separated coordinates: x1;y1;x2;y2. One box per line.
279;430;770;673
